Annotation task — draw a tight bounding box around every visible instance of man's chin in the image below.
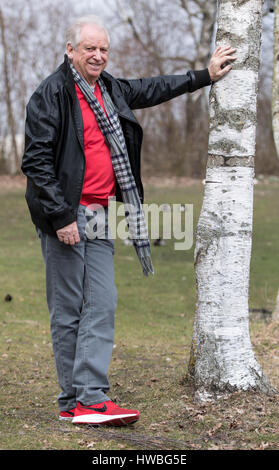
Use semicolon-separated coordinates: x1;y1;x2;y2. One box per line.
87;67;105;81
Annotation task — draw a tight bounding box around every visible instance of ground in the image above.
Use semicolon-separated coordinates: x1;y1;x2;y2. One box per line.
0;175;279;450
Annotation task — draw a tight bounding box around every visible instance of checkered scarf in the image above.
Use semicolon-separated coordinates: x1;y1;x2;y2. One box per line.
70;64;154;276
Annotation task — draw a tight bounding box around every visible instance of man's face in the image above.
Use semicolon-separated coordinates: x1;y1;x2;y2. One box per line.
67;24;109;85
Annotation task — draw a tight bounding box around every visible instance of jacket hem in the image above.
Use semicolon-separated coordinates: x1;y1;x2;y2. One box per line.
50;209;77;232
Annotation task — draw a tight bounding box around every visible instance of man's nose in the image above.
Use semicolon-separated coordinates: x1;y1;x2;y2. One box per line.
93;49;102;61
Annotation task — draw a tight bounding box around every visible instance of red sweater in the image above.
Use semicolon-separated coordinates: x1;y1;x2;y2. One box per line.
75;82;116;207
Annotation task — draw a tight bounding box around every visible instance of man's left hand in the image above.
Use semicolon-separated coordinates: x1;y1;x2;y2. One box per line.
208;45;237;82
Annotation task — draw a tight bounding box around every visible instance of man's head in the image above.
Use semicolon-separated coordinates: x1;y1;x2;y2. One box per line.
66;15;110;86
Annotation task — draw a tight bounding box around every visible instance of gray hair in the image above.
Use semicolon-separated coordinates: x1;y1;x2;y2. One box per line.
66;15;110;48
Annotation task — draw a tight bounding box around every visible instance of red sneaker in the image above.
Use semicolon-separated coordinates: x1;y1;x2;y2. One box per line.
58;407;76;421
72;401;140;426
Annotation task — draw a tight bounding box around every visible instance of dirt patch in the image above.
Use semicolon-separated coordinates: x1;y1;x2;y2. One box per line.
0;174;202;191
0;174;276;192
0;174;26;190
142;175;203;188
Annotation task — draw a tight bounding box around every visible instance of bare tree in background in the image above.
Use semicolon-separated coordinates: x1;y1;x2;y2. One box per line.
1;0;279;177
252;1;279;176
0;0;81;174
0;6;19;173
188;0;275;401
107;0;217;177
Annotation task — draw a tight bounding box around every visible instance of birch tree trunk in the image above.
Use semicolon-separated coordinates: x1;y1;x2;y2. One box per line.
188;0;275;402
273;289;279;320
271;1;279;320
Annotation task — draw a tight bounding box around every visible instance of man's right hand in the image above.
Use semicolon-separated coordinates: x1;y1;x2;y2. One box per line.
56;221;80;245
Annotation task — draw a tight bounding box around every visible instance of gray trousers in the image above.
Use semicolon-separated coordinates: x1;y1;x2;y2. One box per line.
38;204;117;411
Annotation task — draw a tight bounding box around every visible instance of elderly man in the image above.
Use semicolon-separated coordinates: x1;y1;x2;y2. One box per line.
21;15;236;426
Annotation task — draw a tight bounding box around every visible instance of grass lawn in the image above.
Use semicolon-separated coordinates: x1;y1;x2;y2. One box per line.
0;176;279;450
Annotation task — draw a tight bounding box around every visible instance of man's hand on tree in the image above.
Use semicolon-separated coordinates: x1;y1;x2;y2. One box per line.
56;221;80;245
208;45;237;82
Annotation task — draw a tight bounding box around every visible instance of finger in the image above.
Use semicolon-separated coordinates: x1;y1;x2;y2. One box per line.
68;232;78;245
220;57;237;70
212;46;222;57
219;48;237;58
71;226;80;241
73;231;81;244
214;45;222;54
219;63;233;76
212;45;222;57
219;45;234;51
214;45;230;55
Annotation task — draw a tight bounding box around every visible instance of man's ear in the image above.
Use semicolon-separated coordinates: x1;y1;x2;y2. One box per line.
66;43;74;60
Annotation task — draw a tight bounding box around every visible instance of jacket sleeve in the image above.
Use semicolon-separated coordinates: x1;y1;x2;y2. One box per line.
116;68;211;110
21;84;76;231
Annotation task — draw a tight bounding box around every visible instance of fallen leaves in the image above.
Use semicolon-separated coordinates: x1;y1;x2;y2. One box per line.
78;439;97;449
207;423;223;437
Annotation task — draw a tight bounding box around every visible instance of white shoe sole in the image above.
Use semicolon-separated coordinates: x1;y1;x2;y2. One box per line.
58;416;74;421
72;413;138;425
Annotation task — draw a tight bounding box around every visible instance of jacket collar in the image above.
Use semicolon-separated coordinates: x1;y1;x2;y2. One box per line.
63;54;77;99
62;54;138;125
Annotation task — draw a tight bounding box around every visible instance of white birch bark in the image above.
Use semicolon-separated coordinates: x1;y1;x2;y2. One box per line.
188;0;275;401
273;289;279;320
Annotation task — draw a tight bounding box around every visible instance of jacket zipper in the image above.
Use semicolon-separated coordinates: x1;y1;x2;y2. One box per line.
72;111;86;210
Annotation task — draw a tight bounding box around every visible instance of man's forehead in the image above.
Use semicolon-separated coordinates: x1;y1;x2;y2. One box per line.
79;24;109;45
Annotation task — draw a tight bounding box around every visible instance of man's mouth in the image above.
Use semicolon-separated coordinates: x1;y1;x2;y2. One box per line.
88;63;103;68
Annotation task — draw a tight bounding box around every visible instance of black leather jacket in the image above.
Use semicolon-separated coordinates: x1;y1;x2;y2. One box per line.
21;55;211;235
